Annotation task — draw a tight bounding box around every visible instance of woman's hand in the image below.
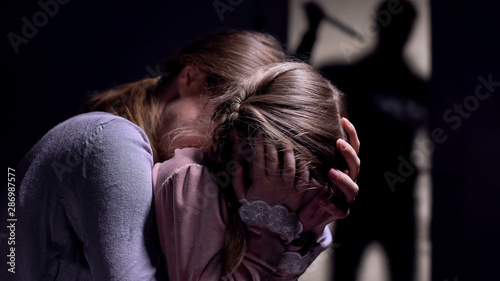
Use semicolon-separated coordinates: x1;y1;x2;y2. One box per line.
231;134;312;211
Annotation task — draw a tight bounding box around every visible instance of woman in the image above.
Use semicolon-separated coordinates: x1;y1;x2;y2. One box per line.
12;31;359;280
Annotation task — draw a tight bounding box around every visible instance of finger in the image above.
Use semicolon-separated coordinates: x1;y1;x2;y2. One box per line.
282;141;296;185
265;139;279;177
232;163;246;200
342;117;360;154
328;168;359;204
319;192;350;220
302;193;323;217
253;134;266;180
300;194;337;232
336;138;360;181
319;196;349;220
296;161;310;192
283;192;304;212
300;187;321;208
314;200;337;222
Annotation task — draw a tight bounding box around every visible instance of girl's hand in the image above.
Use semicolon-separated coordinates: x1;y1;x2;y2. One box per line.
298;118;360;236
299;168;359;234
327;117;360;212
338;117;360;182
231;134;313;211
232;117;360;226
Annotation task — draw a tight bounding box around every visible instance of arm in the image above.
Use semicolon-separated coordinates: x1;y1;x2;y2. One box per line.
153;149;291;281
271;226;332;280
270;118;361;280
233;120;361;280
231;135;326;280
76;117;164;280
154;163;228;280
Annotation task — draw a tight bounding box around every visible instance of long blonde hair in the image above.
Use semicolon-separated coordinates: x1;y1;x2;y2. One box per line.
207;61;349;277
84;30;286;162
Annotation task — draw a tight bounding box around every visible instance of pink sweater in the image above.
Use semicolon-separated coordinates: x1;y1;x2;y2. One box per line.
152;148;331;280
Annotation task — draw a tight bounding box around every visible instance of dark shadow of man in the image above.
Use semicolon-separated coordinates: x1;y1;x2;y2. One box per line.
296;1;429;280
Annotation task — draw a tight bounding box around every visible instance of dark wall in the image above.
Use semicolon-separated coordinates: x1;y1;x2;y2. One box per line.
4;1;500;280
431;1;500;280
3;0;288;168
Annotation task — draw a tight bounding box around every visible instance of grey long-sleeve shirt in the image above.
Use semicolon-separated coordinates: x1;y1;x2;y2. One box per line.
5;112;165;280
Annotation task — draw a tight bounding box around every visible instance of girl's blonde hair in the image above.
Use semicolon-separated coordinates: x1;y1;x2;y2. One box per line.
84;30;286;162
207;61;349;277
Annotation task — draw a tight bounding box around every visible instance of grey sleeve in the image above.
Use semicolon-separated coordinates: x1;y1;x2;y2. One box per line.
68;118;165;280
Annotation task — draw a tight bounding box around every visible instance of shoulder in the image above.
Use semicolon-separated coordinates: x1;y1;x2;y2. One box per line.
39;112;151;154
74;112;154;174
152;148;206;188
62;112;149;144
67;112;151;155
37;112;154;181
18;112;152;175
152;148;224;219
152;148;225;222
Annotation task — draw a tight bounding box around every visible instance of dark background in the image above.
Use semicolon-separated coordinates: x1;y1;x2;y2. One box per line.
430;1;500;280
2;0;289;167
2;0;500;280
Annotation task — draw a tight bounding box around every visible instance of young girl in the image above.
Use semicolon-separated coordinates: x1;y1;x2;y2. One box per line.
153;61;357;280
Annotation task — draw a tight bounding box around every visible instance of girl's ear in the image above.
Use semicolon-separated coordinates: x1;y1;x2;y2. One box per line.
177;65;207;97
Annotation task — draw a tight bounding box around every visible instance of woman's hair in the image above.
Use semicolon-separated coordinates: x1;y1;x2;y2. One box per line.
84;30;286;161
206;61;349;277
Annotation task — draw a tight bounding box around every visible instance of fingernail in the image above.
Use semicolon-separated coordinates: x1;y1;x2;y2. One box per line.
329;168;340;180
343;118;352;127
338;139;348;150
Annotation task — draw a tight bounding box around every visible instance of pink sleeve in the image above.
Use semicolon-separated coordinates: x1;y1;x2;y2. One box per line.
153;148;288;281
228;225;287;280
271;226;333;280
236;200;332;280
154;162;226;280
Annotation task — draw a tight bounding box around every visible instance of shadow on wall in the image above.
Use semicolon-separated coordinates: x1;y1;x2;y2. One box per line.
293;1;430;280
